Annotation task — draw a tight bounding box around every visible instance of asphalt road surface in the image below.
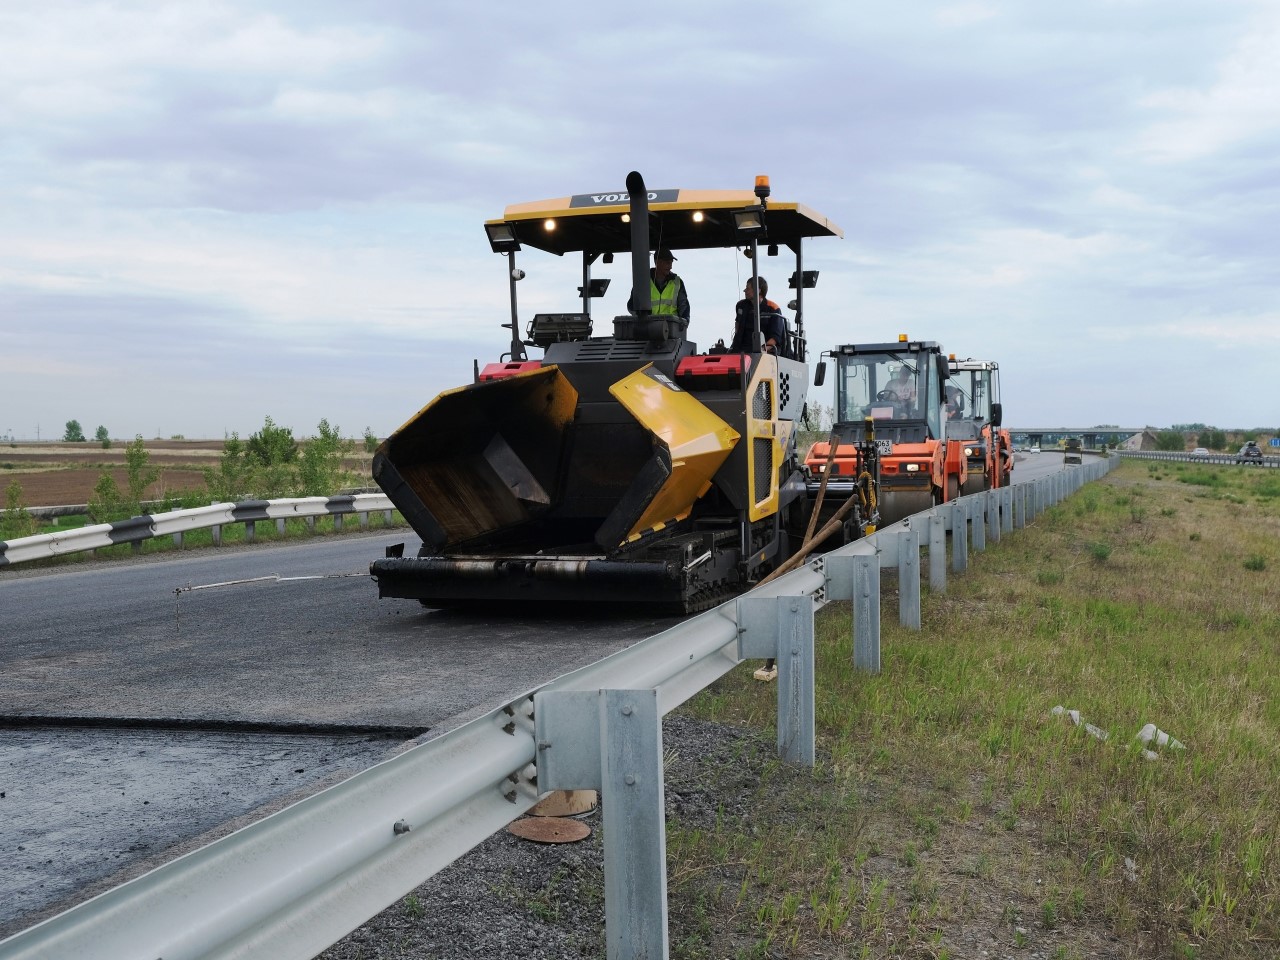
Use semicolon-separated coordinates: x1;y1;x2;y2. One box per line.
0;531;683;935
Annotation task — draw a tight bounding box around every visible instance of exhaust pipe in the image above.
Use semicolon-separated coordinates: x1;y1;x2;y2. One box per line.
626;170;651;315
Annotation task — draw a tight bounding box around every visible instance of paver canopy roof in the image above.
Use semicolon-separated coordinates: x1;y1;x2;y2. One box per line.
486;187;842;256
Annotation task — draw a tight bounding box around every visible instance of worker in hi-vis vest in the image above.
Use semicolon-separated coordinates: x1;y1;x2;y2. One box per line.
628;248;690;321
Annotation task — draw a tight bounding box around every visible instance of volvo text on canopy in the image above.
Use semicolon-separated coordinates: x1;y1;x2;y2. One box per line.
370;172;854;613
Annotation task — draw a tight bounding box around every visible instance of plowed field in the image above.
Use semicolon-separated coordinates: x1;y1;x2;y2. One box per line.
1;441;371;508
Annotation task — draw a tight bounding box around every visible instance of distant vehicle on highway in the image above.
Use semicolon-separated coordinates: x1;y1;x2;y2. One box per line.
1236;442;1263;465
1028;445;1040;454
1192;447;1210;456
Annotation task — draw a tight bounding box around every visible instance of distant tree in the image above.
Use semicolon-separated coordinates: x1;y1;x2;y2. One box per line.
242;417;298;498
246;416;297;466
1155;431;1186;452
363;426;380;454
1197;429;1227;451
63;420;86;443
95;425;110;449
298;419;357;496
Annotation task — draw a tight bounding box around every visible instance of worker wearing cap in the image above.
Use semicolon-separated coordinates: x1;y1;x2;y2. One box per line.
629;248;690;321
729;277;788;356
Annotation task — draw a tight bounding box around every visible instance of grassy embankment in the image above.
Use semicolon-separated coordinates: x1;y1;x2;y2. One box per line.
667;458;1279;959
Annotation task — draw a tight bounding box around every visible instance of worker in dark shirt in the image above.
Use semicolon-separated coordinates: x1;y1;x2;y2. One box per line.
728;277;787;355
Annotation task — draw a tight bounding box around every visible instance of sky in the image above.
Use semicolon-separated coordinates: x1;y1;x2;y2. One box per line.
2;0;1278;442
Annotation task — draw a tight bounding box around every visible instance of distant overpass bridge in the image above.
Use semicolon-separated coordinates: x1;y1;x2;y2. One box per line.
1007;427;1147;449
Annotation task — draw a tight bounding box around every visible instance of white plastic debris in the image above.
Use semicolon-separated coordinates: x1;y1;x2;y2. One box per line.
1135;723;1185;750
1124;857;1138;883
1050;705;1109;740
1083;722;1110;742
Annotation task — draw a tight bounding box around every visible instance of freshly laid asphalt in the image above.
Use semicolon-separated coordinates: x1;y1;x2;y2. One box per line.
0;532;682;936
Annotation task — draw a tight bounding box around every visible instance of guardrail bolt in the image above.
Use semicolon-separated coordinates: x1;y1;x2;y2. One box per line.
621;705;633;716
393;820;411;835
624;774;636;786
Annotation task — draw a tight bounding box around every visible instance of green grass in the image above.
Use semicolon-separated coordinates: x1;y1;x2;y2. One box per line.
676;459;1280;958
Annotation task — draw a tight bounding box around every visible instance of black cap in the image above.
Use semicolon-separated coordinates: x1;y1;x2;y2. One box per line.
655;248;676;262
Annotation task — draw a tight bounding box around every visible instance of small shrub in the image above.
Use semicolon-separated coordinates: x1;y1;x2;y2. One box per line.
1042;898;1059;929
204;433;250;503
1086;541;1112;563
1179;471;1223;488
2;480;37;539
1244;555;1267;572
297;419;356;497
87;473;127;523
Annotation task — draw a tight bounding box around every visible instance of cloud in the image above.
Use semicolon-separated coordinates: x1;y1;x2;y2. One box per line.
2;0;1278;437
1134;8;1280;162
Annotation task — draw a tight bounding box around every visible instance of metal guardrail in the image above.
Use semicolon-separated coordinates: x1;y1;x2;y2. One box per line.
1118;449;1278;468
0;494;396;567
0;457;1116;960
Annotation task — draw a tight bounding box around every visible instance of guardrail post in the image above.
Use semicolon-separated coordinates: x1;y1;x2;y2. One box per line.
1001;486;1014;534
854;553;880;673
602;689;668;960
928;510;946;593
537;689;670;960
383;509;393;525
211;523;222;546
898;525;920;630
986;489;1000;544
359;511;369;530
173;531;183;549
306;516;316;533
334;513;344;532
738;596;816;766
951;500;968;573
971;496;986;552
276;518;287;536
245;521;255;543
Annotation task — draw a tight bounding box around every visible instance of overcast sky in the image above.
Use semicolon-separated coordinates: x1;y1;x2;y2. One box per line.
3;0;1277;442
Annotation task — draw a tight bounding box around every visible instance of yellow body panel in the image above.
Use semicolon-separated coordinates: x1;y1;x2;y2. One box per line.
744;354;786;523
609;365;740;542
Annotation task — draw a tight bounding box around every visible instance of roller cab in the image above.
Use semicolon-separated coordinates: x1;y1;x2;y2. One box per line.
807;337;963;526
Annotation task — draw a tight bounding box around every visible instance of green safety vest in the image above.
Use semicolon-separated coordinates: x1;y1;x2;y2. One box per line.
650;275;683;316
